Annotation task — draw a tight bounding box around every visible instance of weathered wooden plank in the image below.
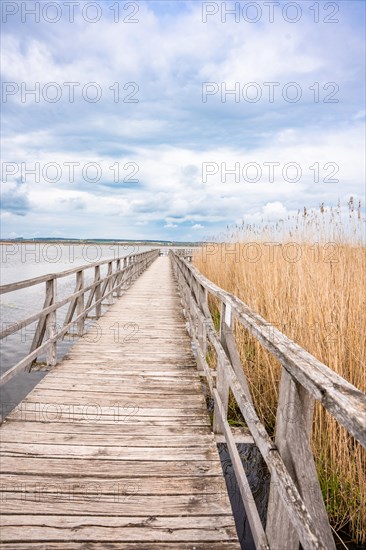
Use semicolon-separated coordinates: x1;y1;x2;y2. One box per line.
22;391;206;407
6;405;209;420
45;370;198;378
1;492;233;517
65;351;194;357
0;431;215;448
26;387;203;397
0;474;227;495
0;543;241;549
0;457;224;477
34;379;202;391
0;420;211;436
4;412;211;425
54;360;196;368
0;442;218;461
0;515;239;543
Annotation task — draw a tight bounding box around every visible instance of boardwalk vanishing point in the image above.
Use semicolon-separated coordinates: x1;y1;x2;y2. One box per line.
1;249;365;549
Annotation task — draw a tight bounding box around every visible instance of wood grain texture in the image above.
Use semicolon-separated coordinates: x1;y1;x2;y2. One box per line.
171;252;359;550
0;257;240;548
0;544;241;550
0;515;239;543
172;254;366;448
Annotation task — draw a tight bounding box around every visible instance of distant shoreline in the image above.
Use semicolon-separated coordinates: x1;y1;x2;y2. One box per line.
0;240;200;247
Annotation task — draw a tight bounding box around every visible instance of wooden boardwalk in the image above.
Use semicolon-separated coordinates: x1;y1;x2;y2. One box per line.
0;257;240;548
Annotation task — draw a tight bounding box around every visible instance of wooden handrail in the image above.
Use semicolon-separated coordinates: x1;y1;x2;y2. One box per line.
170;250;366;550
171;252;366;446
0;249;160;386
0;250;155;294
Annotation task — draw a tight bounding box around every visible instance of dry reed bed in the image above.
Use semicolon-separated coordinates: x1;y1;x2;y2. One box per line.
194;205;365;544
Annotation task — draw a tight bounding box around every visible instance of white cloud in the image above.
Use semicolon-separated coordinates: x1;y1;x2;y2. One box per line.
1;1;364;239
262;202;288;221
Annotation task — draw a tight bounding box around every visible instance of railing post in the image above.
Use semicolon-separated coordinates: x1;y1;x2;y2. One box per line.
196;284;207;358
94;265;101;319
76;270;84;336
213;353;230;434
116;258;123;297
219;299;230;348
266;368;336;549
197;315;207;358
27;277;56;370
134;255;138;277
219;298;254;406
107;261;114;305
46;277;57;366
122;257;128;289
213;300;231;434
130;256;134;279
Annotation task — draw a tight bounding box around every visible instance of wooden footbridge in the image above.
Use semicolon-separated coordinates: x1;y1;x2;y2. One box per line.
1;249;365;549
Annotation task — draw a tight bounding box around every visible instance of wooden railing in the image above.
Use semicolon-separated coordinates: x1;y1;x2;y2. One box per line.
173;248;194;261
170;251;366;550
0;249;159;386
159;247;194;260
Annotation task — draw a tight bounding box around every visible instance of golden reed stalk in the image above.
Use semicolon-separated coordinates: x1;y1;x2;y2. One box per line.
194;200;365;543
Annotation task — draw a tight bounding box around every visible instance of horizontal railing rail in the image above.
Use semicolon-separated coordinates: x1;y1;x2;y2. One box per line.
173;248;194;261
159;247;194;259
170;250;366;550
0;249;160;386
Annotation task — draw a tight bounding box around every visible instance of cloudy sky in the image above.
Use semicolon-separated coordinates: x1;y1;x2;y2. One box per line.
1;0;365;241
